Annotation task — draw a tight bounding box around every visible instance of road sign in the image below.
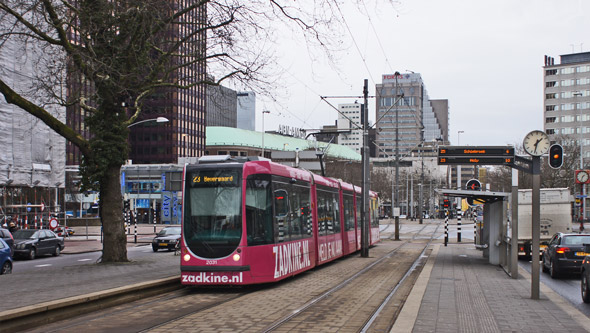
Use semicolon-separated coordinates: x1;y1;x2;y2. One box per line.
466;179;481;191
49;218;58;230
438;156;514;165
439;146;514;156
437;146;515;166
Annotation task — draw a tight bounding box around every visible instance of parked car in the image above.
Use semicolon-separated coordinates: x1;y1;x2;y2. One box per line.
542;232;590;278
13;229;64;260
152;226;181;252
0;238;12;274
0;227;14;256
582;244;590;303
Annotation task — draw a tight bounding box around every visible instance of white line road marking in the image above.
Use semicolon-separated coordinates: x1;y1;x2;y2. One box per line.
35;264;52;267
77;259;92;262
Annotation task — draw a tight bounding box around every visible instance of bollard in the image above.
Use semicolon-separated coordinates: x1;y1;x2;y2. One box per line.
445;210;449;246
474;214;477;244
457;208;462;243
134;210;138;244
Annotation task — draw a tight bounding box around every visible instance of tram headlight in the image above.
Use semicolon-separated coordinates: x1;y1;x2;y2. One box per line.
183;254;191;262
233;253;240;262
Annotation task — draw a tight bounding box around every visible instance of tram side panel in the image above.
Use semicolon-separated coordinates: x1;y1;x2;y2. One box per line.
370;194;381;245
341;190;357;255
314;180;344;265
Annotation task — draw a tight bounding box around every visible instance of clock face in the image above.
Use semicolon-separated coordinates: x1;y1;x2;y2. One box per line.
577;171;589;183
523;130;550;156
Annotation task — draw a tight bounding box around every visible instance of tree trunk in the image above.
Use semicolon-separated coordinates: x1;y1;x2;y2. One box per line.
100;164;128;262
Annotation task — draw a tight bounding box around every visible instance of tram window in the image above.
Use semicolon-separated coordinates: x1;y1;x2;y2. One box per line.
317;187;341;235
343;194;355;231
355;196;360;230
246;176;273;246
271;177;312;243
274;189;289;242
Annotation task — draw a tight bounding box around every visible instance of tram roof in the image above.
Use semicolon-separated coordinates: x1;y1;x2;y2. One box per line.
206;127;361;161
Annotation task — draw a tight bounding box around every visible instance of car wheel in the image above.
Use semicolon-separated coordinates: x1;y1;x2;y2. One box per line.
53;245;61;256
542;257;549;273
550;260;559;279
1;261;11;274
152;245;158;252
582;273;590;303
28;248;36;260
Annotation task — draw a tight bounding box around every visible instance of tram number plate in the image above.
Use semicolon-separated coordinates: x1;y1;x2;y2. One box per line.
576;252;590;257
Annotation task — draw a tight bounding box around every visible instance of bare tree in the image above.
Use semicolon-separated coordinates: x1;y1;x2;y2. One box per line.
0;0;356;262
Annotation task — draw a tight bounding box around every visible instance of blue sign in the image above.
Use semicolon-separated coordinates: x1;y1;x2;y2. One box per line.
27;203;31;212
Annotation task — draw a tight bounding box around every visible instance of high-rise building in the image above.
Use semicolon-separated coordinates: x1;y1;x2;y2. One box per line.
67;2;207;166
237;92;256;131
337;103;363;154
206;84;237;128
374;73;448;158
543;52;590;164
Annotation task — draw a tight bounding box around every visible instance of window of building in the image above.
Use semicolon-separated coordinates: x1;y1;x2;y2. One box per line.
561;67;575;75
546;93;556;99
576;65;590;73
546;81;557;88
561;79;575;87
545;117;556;123
546;69;557;76
546;129;555;135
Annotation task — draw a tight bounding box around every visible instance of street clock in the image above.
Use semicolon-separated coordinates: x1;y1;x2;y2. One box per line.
523;130;550;157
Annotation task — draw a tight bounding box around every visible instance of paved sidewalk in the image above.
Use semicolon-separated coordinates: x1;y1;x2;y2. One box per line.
394;243;590;333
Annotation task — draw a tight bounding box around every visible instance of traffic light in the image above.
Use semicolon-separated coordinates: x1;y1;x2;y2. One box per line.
443;198;450;209
548;144;563;169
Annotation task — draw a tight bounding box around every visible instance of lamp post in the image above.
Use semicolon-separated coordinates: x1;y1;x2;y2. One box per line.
127;116;169;128
261;110;270;157
394;72;400;240
575;91;584;221
457;130;464;216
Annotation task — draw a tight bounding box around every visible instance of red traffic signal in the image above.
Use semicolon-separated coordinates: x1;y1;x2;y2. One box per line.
548;144;563;169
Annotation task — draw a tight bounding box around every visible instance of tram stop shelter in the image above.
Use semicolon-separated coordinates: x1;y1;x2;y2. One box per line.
436;189;518;278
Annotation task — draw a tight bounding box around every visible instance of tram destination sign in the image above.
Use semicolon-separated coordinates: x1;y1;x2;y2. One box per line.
437;146;515;166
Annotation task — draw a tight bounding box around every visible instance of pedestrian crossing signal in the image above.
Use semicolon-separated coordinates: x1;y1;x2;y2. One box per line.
548;144;563;169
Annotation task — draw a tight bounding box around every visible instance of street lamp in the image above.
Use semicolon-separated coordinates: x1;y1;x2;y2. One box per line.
575;91;584;220
127;117;169;128
457;130;464;221
261;110;270;157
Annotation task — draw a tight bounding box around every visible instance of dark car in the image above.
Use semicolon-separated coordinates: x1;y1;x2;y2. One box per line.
152;226;181;252
13;229;64;260
0;227;14;256
0;238;12;274
542;232;590;278
582;244;590;303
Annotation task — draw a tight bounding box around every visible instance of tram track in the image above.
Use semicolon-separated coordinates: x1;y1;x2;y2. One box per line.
24;222;442;333
263;221;441;332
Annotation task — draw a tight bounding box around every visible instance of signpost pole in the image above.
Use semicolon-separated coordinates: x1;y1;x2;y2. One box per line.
531;156;541;299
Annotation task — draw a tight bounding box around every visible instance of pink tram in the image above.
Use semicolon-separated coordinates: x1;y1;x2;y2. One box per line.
180;156;380;285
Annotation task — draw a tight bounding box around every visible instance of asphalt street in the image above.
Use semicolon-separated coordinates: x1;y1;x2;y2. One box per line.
519;260;590;317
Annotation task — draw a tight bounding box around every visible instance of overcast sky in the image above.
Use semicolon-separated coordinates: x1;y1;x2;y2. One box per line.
254;0;590;147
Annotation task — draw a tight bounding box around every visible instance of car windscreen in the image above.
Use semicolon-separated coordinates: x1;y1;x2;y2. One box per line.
12;230;37;239
158;227;181;236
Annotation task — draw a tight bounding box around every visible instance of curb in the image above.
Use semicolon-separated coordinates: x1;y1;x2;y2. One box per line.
0;276;181;333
